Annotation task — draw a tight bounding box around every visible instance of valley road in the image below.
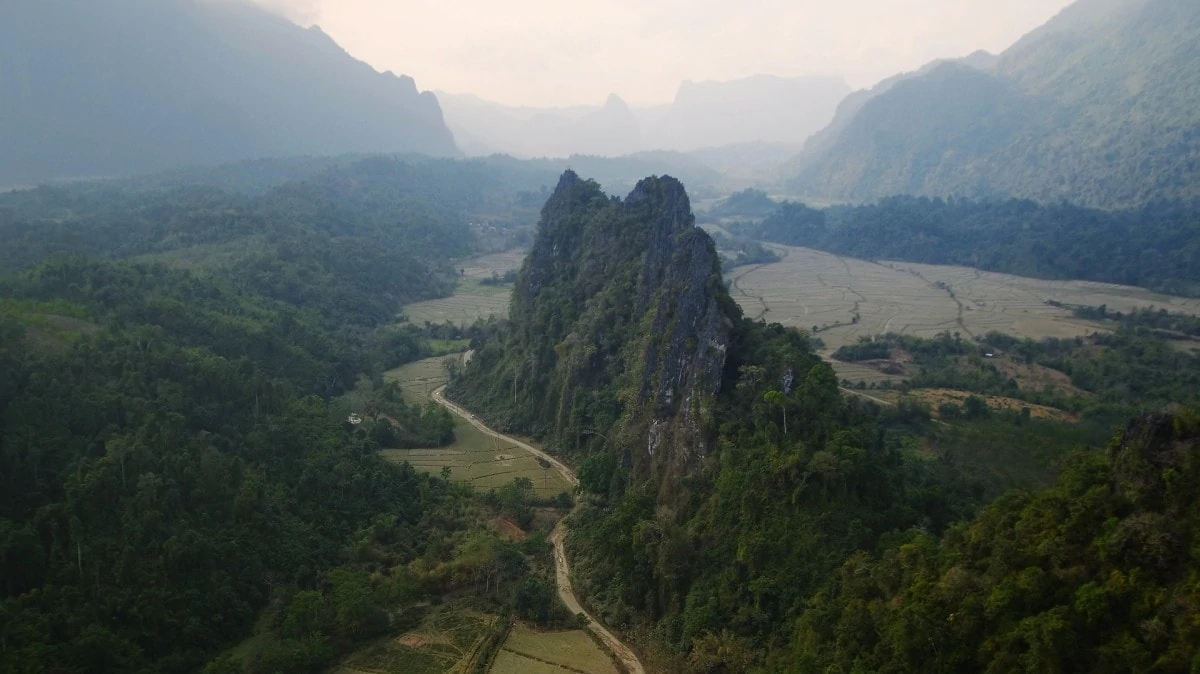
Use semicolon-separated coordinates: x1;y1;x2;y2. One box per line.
431;387;647;674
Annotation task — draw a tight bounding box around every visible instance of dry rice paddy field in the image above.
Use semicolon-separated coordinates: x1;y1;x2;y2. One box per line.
488;624;618;674
907;389;1076;422
404;250;526;326
335;604;498;674
383;355;574;498
728;244;1200;381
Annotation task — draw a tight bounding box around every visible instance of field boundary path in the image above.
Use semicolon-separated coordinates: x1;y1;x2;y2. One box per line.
431;387;646;674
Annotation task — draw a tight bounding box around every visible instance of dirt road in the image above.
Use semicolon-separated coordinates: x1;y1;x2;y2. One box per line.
431;387;646;674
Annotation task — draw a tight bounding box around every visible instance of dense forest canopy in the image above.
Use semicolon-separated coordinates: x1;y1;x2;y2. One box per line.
0;157;564;672
448;171;1200;671
4;157;1199;672
738;196;1200;296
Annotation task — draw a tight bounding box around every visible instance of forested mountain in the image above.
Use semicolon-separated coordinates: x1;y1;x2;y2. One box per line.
0;0;457;185
0;158;546;671
781;51;996;183
787;0;1200;208
447;173;987;669
450;172;737;482
451;172;1200;670
787;412;1200;672
740;196;1200;296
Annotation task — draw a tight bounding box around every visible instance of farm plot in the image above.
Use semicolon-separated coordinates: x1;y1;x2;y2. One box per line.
404;250;527;326
384;355;573;498
404;278;512;326
388;354;464;404
825;359;906;387
489;623;618;674
458;249;528;280
884;260;1200;340
728;244;1200;354
336;604;498;674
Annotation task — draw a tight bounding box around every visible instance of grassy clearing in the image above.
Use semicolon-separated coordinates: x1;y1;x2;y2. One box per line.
827;360;906;387
1;298;100;352
429;338;474;355
457;249;527;281
336;604;498;674
728;244;1200;354
130;236;268;271
384;355;573;498
489;623;618;674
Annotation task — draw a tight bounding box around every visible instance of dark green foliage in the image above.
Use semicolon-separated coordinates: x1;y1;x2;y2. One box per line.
485;478;536;530
785;412;1200;673
1071;304;1200;338
454;172;1004;670
0;157;498;325
0;257;465;671
513;578;555;625
0;159;545;671
743;196;1200;296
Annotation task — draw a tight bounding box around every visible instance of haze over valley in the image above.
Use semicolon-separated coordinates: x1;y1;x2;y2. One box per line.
3;1;1200;673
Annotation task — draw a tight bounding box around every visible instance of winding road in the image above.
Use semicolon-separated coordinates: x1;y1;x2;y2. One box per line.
431;387;647;674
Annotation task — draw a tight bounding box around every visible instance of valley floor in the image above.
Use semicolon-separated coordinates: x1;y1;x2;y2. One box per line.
430;387;646;674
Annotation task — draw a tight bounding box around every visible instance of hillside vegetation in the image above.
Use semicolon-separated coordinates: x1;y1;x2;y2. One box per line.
0;158;567;672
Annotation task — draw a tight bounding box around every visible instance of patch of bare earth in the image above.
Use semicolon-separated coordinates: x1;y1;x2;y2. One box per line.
994;357;1090;398
491;516;528;542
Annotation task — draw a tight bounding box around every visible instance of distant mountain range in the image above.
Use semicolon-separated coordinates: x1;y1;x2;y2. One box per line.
786;0;1200;208
647;75;851;151
435;92;643;158
0;0;457;184
437;74;849;159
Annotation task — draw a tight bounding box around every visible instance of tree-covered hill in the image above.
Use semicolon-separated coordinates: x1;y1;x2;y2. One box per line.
786;411;1200;673
452;171;1200;670
449;171;736;484
787;0;1200;208
447;172;1015;669
0;158;553;672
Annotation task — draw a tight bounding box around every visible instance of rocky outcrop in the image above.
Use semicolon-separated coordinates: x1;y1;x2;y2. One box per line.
451;171;735;480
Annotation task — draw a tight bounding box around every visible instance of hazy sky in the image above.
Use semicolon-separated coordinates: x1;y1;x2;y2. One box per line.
253;0;1076;107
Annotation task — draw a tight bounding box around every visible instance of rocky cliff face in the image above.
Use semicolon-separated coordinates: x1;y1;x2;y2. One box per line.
451;171;735;480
